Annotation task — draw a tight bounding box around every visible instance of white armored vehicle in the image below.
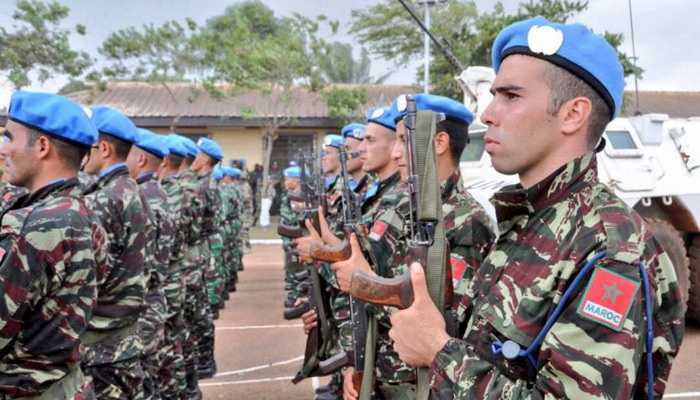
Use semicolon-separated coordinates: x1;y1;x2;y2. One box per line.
458;67;700;320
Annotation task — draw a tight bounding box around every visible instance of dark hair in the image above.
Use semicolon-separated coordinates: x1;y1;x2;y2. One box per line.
540;63;611;149
203;154;218;168
98;133;132;160
166;153;184;170
436;118;469;165
183;154;195;166
26;129;89;171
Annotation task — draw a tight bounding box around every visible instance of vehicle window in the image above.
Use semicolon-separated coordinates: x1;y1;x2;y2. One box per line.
606;130;638;150
461;134;485;162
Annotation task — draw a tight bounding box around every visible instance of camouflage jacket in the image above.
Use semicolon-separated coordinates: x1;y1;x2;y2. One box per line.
161;174;188;268
83;164;149;333
136;172;175;289
0;178;107;397
0;182;28;215
429;153;685;399
280;188;298;247
198;170;222;238
178;169;205;246
238;180;254;227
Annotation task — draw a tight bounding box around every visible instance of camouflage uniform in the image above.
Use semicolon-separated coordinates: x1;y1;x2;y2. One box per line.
429;154;685;399
82;164;150;400
0;178;106;398
136;172;175;400
239;179;254;253
176;169;209;397
197;170;222;374
0;182;28;214
223;182;243;290
216;181;235;294
158;174;188;398
280;188;303;298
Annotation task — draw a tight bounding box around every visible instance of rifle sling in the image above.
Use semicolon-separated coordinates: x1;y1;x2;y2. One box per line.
414;110;447;400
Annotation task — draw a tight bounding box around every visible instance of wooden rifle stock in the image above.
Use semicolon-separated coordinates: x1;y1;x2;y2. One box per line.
308;226;354;263
287;189;304;202
277;223;303;239
300;208;322;236
352;371;364;395
349;244;455;310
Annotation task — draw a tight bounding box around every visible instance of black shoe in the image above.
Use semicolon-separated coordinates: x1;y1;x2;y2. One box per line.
315;385;332;394
284;298;295;308
285;283;294;291
198;361;217;380
230;283;236;292
223;291;230;301
219;301;226;309
211;308;220;320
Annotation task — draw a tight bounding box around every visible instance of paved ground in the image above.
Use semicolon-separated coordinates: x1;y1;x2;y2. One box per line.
201;244;700;399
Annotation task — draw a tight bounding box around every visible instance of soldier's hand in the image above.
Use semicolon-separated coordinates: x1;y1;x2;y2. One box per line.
301;309;317;334
331;233;374;292
389;263;451;367
317;205;342;246
343;366;358;400
294;221;323;263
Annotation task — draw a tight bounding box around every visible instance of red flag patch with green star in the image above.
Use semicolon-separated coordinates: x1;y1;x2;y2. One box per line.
577;267;641;331
368;221;387;241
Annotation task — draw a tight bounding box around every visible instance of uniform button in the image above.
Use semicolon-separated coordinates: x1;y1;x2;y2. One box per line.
502;317;512;327
599;192;610;201
480;303;489;311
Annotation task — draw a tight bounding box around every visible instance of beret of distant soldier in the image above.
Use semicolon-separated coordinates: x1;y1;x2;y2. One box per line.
197;137;224;161
366;106;397;131
492;15;623;119
135;128;169;159
89;105;139;144
181;136;199;157
8;91;98;148
213;164;225;180
341;123;366;141
284;166;301;178
226;166;242;177
392;93;474;125
323;134;343;149
165;134;188;157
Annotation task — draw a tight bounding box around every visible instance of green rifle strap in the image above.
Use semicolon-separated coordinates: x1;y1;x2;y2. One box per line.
414;110;447;400
359;315;377;400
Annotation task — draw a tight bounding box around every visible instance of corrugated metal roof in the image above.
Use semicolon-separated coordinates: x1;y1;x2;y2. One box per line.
620;91;700;118
66;81;417;120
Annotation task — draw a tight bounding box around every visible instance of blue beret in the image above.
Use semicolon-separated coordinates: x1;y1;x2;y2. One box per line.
170;134;198;157
213;165;225;180
323;134;343;149
8;91;98;148
492;16;623;119
341;123;366;141
89;106;139;143
366;106;397;131
197;137;224;161
284;166;301;178
392;94;474;125
135;128;169;159
165;134;188;157
225;167;242;177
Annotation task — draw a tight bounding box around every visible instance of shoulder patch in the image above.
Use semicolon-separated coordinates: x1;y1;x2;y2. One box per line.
577;266;640;331
450;255;467;288
368;221;387;241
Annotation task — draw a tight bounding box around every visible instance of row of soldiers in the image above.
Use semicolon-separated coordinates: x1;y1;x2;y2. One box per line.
280;15;684;400
0;91;251;399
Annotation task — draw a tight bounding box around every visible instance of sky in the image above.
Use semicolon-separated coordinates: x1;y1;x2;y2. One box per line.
0;0;698;103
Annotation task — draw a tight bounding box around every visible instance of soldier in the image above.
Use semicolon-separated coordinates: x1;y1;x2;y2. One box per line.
126;129;175;399
190;137;224;379
222;167;245;291
0;91;107;398
81;105;151;400
388;17;685;399
171;134;208;399
280;165;304;307
157;135;190;398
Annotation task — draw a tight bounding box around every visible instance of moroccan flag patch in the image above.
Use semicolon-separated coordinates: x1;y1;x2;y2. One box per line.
450;256;467;288
577;267;640;331
368;221;387;241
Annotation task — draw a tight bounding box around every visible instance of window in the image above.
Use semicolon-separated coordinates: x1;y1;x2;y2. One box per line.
460;132;486;163
606;130;638;150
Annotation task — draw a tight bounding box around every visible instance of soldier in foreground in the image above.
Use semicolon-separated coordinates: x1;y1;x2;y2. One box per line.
82;106;150;399
127;129;175;399
0;91;106;398
388;17;684;399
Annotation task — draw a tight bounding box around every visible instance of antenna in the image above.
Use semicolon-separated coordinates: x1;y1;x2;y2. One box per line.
628;0;641;116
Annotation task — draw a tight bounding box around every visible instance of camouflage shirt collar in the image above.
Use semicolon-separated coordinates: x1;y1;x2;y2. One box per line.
136;171;157;184
96;163;129;187
492;153;598;219
16;177;80;209
441;170;463;202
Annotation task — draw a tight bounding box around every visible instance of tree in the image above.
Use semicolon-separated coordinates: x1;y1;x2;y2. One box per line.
351;0;642;99
316;42;391;84
0;0;92;89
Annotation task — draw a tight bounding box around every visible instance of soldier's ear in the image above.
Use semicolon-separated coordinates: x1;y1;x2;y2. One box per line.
35;135;52;160
434;131;450;156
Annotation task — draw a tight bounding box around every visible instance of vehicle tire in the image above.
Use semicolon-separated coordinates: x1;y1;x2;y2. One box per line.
687;235;700;322
645;218;689;313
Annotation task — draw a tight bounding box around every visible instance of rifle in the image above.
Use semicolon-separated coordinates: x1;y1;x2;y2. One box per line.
277;223;303;239
308;149;363;263
349;95;459;335
298;151;322;235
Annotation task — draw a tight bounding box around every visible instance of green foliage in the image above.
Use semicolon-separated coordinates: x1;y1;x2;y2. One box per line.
322;86;368;124
0;0;92;89
351;0;640;99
